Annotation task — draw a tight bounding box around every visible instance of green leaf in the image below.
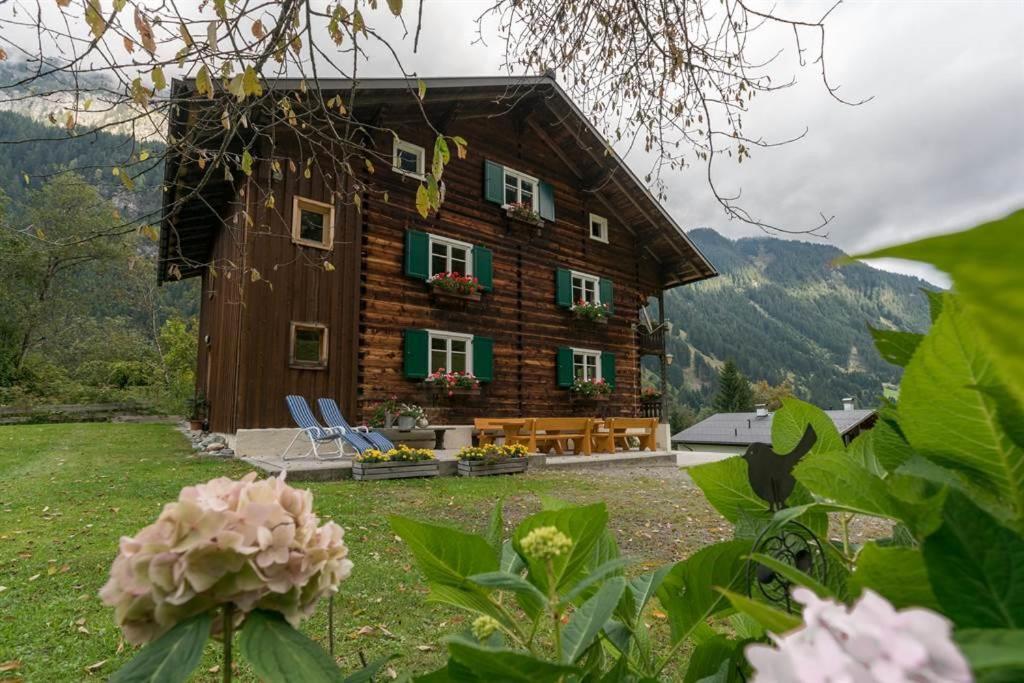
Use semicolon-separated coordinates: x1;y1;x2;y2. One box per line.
854;209;1024;407
446;637;579;682
923;494;1024;628
872;406;916;473
688;457;769;523
415;183;429;218
868;326;923;367
561;557;631;606
956;629;1024;671
486;500;503;558
426;584;516;632
747;552;834;598
899;295;1024;531
716;589;801;635
683;635;741;683
848;543;940;611
771;398;843;456
390;516;498;587
386;0;403;16
110;612;211;683
512;503;609;595
561;576;626;663
657;539;752;644
468;571;547;605
622;564;673;623
343;654;400;683
239;610;341;682
240;150;254;176
500;539;525;574
417;78;427;100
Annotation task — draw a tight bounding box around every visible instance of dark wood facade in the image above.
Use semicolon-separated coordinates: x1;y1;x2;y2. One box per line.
161;77;717;433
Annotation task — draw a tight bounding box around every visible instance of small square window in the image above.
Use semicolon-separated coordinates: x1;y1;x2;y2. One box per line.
393;139;425;179
589;214;609;243
290;323;327;369
291;196;334;250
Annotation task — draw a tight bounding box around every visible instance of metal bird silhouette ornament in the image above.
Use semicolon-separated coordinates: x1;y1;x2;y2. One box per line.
742;424;828;612
742;424;817;510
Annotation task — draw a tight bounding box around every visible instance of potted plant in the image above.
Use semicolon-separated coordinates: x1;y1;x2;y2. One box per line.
570;377;612;402
424;369;481;397
396;403;425;430
456;443;530;477
571;299;610;324
427;272;481;301
504;201;544;227
640;386;662;404
370;395;401;428
185;393;207;431
352;445;439;480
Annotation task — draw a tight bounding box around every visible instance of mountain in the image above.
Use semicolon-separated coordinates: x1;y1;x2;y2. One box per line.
657;228;936;410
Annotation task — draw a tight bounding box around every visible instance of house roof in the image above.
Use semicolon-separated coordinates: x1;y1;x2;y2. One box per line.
158;74;718;286
671;409;878;446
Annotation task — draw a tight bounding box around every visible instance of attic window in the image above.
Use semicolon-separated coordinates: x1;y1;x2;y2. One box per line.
589;214;608;243
290;322;328;369
393;139;425;179
291;196;334;250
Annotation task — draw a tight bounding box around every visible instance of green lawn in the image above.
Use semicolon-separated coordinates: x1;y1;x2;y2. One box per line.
0;423;725;681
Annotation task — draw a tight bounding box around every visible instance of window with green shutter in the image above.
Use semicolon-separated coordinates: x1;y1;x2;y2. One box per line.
404;230;429;280
556;347;574;387
473;246;493;291
403;329;429;379
601;352;616;389
484;160;504;204
473;337;494;382
556;268;573;308
538;180;555;221
599;278;615;315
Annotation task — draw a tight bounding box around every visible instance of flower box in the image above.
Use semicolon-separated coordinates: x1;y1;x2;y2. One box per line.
570;393;610;403
352;459;440;480
429;287;481;303
573;311;608;325
457;457;529;477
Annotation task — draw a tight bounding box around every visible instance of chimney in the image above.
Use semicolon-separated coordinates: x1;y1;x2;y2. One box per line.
755;404;768;418
842;397;855;412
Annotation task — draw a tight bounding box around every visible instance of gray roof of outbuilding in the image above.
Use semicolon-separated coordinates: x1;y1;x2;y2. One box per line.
671;409;877;446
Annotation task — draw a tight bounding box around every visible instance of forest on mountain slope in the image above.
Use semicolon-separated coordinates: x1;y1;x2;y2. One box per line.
653;228;935;414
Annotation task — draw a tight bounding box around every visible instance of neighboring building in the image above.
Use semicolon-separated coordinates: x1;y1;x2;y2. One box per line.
159;75;718;433
672;399;877;453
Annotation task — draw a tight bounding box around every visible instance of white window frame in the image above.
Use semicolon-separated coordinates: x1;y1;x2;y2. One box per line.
428;234;474;277
570;269;601;305
502;166;540;211
427;330;474;374
392;138;425;179
589;213;609;243
571;347;602;382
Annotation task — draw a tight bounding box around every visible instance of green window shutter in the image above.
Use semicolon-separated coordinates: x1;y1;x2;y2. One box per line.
601;352;616;389
555;268;573;308
473;336;494;382
484;160;504;204
599;278;615;315
403;329;429;379
538;180;555;221
404;230;429;280
556;347;574;388
473;245;493;291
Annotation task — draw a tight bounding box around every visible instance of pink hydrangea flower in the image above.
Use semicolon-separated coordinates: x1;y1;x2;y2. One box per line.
746;588;971;683
100;472;352;644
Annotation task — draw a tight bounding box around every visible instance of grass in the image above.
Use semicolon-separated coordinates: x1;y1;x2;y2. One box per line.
0;423;729;681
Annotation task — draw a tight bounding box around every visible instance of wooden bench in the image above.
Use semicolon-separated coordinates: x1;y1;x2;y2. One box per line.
595;417;658;452
532;418;594;456
474;418;535;448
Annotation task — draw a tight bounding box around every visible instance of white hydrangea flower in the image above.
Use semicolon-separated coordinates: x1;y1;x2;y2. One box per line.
746;588;972;683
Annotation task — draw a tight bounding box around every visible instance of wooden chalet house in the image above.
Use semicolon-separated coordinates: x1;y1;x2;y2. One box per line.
159;75;717;434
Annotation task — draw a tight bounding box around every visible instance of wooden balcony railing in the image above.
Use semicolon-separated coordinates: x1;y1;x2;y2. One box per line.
636;326;665;356
639;401;662;419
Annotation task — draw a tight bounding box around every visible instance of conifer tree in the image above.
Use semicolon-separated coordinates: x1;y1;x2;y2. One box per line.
713;360;755;412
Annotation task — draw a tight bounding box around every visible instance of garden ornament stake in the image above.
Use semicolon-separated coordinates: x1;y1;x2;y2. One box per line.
743;425;828;613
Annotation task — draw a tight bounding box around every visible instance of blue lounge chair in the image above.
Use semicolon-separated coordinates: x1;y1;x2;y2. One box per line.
283;395;346;460
317;398;395;452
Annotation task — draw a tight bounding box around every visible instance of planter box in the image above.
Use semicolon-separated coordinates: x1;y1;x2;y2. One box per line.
426;385;482;398
429;287;481;305
457;457;529;477
504;208;545;228
352;459;440;480
572;312;609;325
570;393;610;403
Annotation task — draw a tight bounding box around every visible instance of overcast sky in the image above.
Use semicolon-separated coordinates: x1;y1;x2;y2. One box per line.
365;0;1024;285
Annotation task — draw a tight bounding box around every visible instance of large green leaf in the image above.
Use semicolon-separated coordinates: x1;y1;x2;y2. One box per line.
562;576;626;663
868;326;923;368
897;295;1024;531
771;398;843;456
747;553;834;599
445;638;579;682
486;500;504;558
683;635;741;683
110;612;211;683
512;503;609;595
922;494;1024;628
794;450;944;537
390;516;498;587
621;564;674;624
561;557;631;605
956;629;1024;671
238;610;341;683
657;539;752;644
855;209;1024;406
848;543;940;611
716;589;801;635
872;406;916;473
468;571;547;606
689;457;769;523
343;654;400;683
427;584;517;632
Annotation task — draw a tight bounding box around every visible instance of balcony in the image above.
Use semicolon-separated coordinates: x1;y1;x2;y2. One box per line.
635;325;665;357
